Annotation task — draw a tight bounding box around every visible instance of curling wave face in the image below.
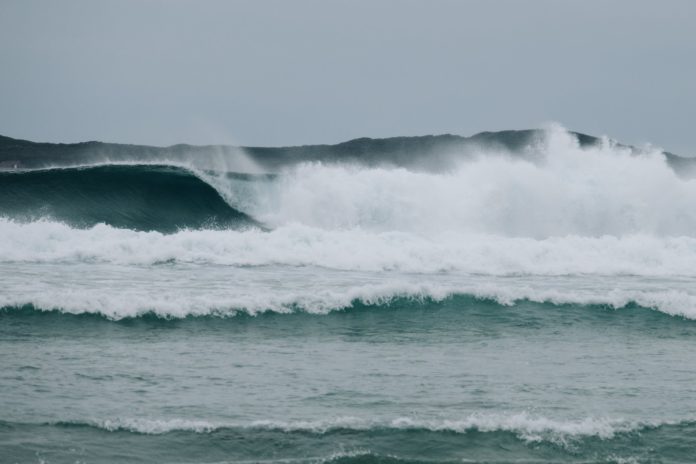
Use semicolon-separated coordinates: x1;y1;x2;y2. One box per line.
0;164;258;232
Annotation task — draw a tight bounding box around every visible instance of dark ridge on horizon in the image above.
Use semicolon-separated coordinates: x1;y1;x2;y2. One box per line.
0;130;693;174
0;129;597;153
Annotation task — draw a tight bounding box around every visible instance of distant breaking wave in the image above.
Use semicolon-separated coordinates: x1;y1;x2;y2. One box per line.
47;413;664;441
4;287;696;320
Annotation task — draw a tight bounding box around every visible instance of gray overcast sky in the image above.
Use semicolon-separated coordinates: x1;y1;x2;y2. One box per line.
1;0;695;154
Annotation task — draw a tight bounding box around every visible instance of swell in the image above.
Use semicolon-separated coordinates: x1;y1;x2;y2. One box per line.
0;164;260;232
2;417;694;463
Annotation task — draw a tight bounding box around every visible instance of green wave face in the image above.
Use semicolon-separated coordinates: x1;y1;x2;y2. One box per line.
0;165;259;232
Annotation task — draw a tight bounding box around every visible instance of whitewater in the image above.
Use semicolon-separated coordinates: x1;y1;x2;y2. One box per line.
2;126;696;463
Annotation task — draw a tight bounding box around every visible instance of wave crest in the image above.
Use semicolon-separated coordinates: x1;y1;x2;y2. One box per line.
3;285;696;320
57;413;661;442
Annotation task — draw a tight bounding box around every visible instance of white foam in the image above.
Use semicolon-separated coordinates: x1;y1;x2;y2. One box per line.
3;220;696;277
4;277;696;320
83;412;668;442
229;125;696;238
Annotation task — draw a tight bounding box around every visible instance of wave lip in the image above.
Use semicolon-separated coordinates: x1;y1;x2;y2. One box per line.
3;283;696;321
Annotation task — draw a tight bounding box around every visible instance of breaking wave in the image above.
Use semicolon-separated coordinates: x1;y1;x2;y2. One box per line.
3;286;696;320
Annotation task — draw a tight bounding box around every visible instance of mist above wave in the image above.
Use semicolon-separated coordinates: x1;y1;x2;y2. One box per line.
220;126;696;238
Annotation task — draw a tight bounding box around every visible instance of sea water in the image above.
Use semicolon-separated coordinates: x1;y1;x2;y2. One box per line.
1;127;696;463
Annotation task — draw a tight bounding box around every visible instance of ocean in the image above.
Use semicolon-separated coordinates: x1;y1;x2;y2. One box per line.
1;126;696;463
